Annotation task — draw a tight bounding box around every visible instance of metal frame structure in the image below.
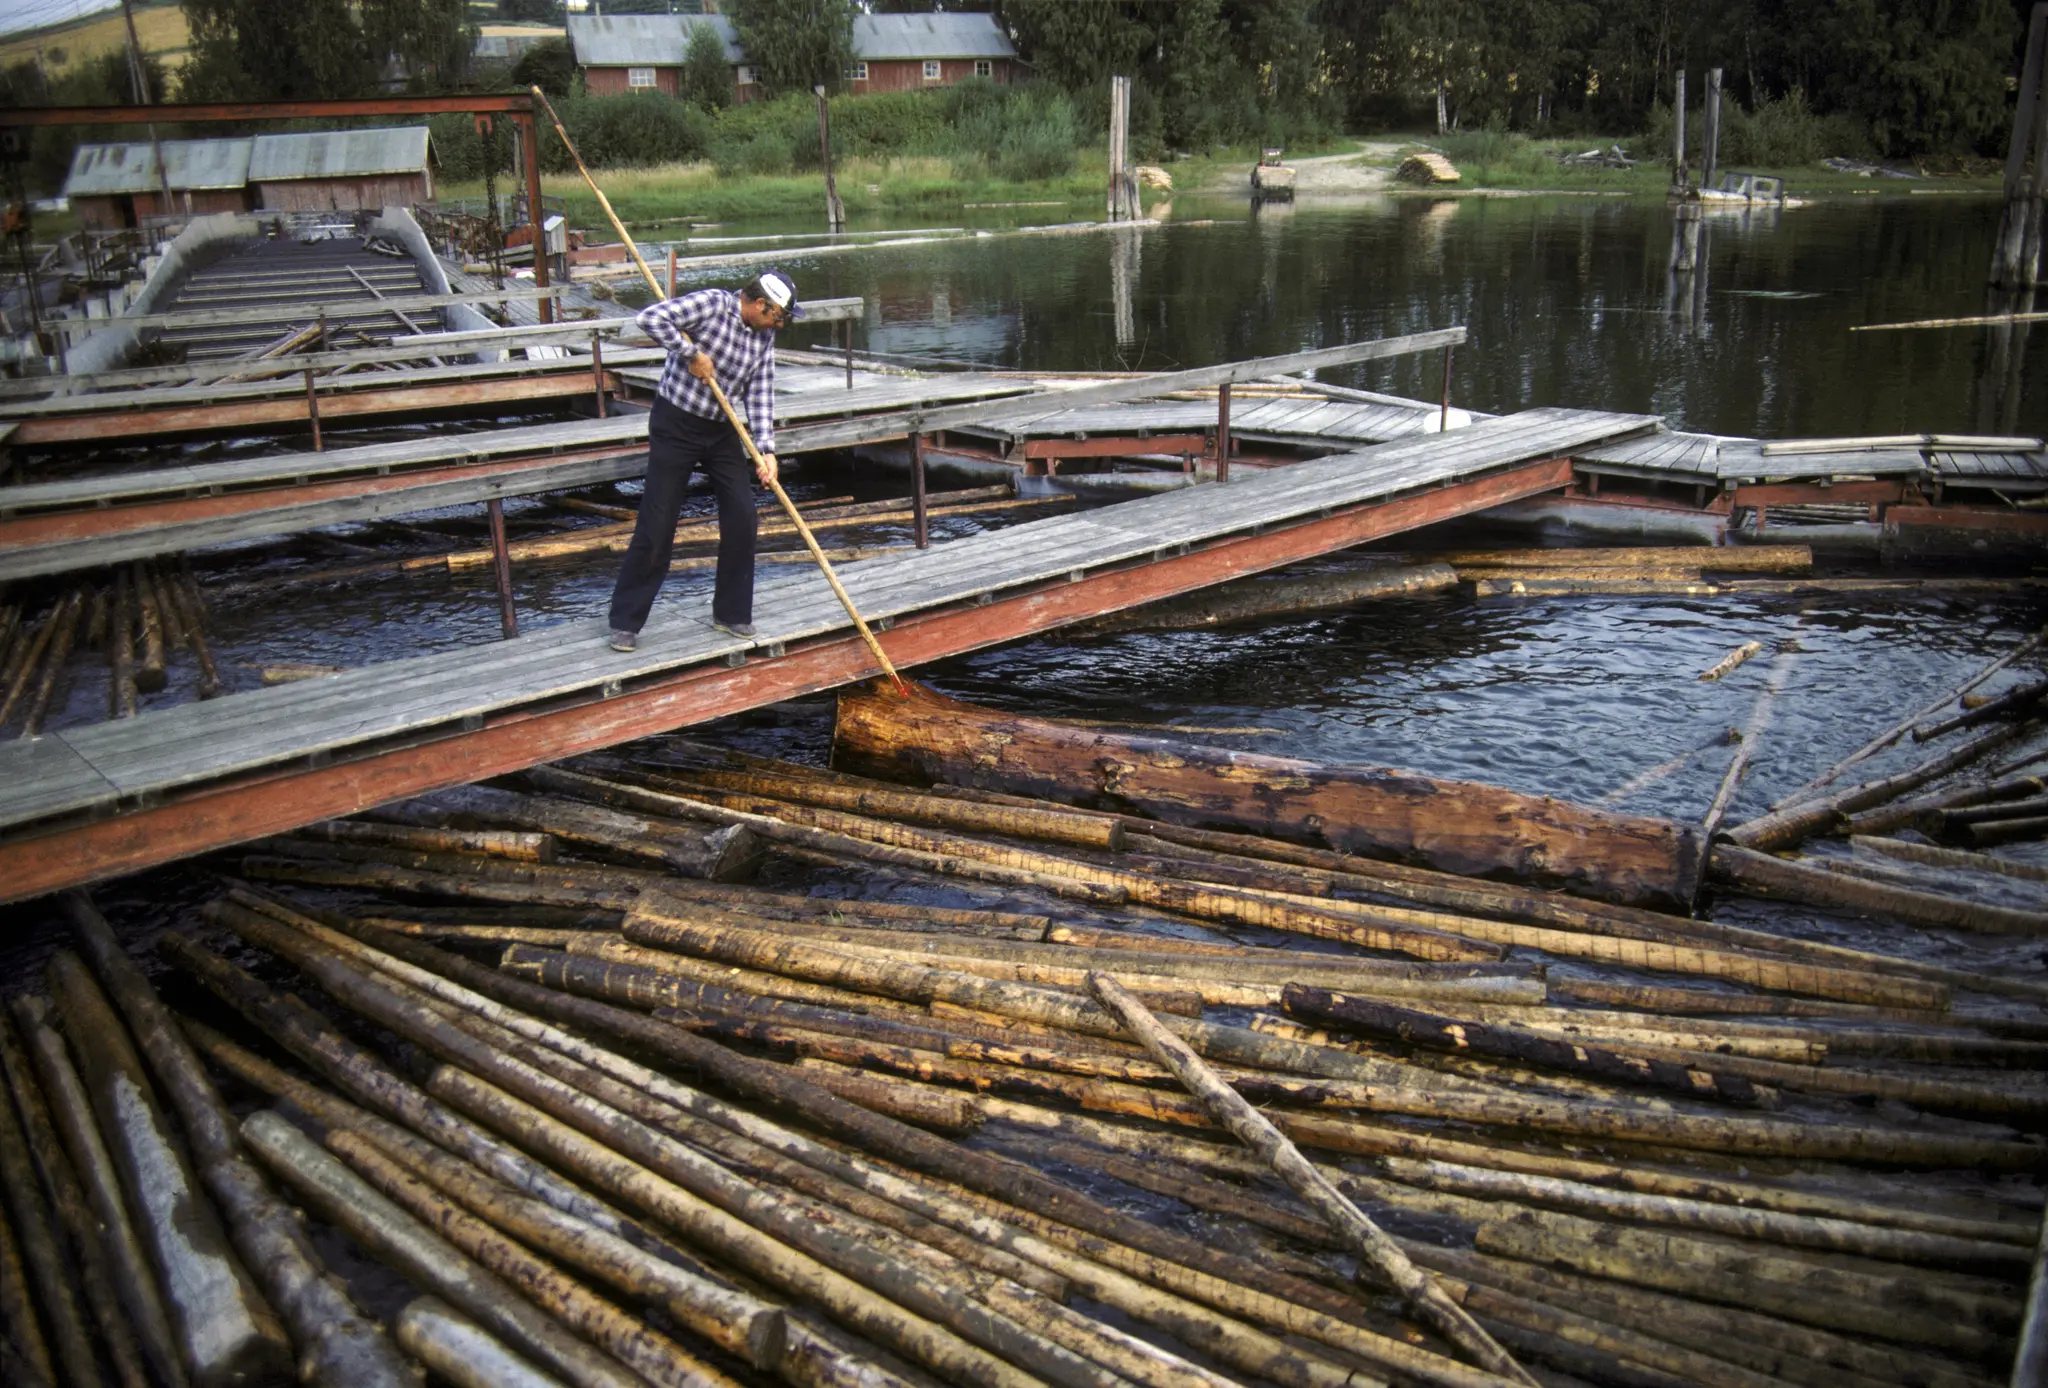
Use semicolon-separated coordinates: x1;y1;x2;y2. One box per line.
0;96;553;323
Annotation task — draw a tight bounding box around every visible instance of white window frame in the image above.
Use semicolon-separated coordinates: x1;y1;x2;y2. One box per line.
923;59;942;81
845;62;868;81
736;64;757;85
626;66;656;89
974;59;992;78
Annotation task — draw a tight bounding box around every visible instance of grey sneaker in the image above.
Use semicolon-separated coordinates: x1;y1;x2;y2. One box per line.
713;618;757;639
608;628;637;652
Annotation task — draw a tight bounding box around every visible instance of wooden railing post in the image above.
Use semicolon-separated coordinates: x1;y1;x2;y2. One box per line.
1216;381;1232;483
486;499;517;638
911;430;928;548
590;330;606;418
1440;344;1454;432
303;368;322;452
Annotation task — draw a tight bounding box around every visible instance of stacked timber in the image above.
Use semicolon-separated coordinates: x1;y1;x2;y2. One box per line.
15;680;2048;1387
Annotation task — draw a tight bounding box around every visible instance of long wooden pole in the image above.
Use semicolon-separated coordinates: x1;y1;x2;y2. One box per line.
528;85;908;696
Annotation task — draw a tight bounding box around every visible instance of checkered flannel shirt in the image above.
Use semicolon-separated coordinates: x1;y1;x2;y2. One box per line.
636;288;777;452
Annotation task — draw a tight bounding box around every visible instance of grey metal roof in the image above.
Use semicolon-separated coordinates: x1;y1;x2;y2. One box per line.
474;33;556;60
852;14;1015;60
248;127;432;182
64;139;253;197
567;13;740;65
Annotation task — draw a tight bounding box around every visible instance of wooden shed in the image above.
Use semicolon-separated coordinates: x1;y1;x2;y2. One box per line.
247;128;436;213
843;14;1019;93
64;139;255;231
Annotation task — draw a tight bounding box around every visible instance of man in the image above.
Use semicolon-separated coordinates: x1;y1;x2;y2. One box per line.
607;270;800;652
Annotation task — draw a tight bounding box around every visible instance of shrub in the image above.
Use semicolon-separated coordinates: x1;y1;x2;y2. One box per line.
1637;92;1875;169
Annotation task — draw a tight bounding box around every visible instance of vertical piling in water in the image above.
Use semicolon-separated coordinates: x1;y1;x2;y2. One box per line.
1672;70;1688;192
910;433;928;549
1216;382;1232;484
487;500;517;640
816;86;845;234
1107;76;1132;221
1996;5;2048;289
1702;68;1723;189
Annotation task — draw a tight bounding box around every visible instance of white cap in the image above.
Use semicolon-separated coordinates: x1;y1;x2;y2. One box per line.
759;272;795;310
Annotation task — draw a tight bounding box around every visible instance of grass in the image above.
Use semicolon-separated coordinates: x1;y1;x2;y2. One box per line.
0;0;190;75
443;154;1109;229
1416;131;2001;195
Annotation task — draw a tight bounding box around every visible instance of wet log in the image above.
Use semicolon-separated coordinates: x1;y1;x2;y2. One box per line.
240;1112;652;1388
1725;719;2032;851
302;818;556;861
2015;1210;2048;1388
170;571;222;700
0;1011;99;1388
1930;789;2048;828
45;954;293;1388
1472;576;1727;597
1971;815;2048;848
146;564;188;655
1915;675;2048;742
559;934;942;1017
257;663;341;684
392;784;762;880
832;682;1705;909
60;894;415;1388
0;1160;54;1386
1713;844;2048;934
1843;773;2048;839
1065;562;1459;636
238;853;645;909
0;592;70;731
130;565;165;694
0;1009;153;1388
1086;971;1538;1385
19;589;81;737
82;588;105;651
1431;545;1810;573
604;763;1126;851
11;998;190;1388
1698;640;1763;681
393;1297;567;1388
1282;986;1762;1105
1858;835;2048;884
108;568;135;720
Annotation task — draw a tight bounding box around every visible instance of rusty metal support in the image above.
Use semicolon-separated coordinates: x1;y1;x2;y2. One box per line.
0;455;1575;902
590;332;606;418
911;431;928;549
1216;381;1232;483
304;369;322;451
515;111;551;325
486;499;517;639
1440;345;1454;432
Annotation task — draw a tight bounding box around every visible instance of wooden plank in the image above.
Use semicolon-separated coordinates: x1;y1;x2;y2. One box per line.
49;286;564;340
0;735;119;826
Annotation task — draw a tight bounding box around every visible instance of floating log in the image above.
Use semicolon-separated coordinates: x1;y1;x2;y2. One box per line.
1858;834;2048;884
12;997;190;1388
130;565;165;694
1698;641;1764;681
1433;545;1810;573
1915;675;2048;742
302;818;556;862
1700;645;1798;842
1844;771;2048;839
172;570;223;700
1972;814;2048;847
2013;1215;2048;1388
0;1162;53;1385
393;1297;566;1388
241;1112;654;1388
0;1003;100;1388
834;684;1705;908
1713;844;2048;934
1282;986;1762;1105
45;952;294;1388
147;563;189;655
1066;563;1459;636
109;568;136;720
62;893;415;1388
19;588;82;736
389;784;762;880
0;591;73;731
257;662;342;684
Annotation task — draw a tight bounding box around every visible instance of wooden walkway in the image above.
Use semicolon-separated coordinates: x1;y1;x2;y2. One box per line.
1577;428;2048;493
0;405;1654;901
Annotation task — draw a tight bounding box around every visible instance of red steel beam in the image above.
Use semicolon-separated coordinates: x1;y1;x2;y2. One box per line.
1887;505;2048;533
0;455;1573;903
1020;434;1212;459
11;371;613;446
0;442;649;550
0;96;539;127
1732;480;1909;506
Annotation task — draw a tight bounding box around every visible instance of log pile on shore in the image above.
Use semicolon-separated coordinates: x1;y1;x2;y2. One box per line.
9;661;2048;1387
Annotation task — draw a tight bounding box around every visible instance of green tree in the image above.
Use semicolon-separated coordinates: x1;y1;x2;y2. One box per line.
363;0;473;92
179;0;472;100
725;0;855;96
679;22;733;112
511;35;578;95
498;0;558;19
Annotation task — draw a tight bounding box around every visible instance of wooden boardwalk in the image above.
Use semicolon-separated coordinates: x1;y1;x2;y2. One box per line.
0;405;1654;901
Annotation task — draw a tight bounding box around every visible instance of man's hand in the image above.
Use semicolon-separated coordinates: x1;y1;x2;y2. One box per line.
756;452;779;488
687;351;716;384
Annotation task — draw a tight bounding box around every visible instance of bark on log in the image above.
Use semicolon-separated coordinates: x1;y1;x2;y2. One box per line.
1713;844;2048;934
391;784;762;880
1972;815;2048;848
1066;562;1460;636
61;894;416;1388
171;569;222;700
393;1298;568;1388
1282;986;1763;1105
303;818;556;861
108;567;135;720
11;997;190;1388
0;1157;54;1386
1915;676;2048;742
130;565;164;694
1430;545;1810;573
0;1006;100;1388
832;682;1705;908
45;953;293;1388
1086;971;1539;1385
20;589;82;736
1858;835;2048;885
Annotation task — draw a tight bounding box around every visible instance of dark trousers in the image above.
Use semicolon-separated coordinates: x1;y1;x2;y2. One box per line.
608;396;758;632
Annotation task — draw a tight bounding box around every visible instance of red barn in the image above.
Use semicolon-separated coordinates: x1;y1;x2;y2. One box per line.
64;139;255;231
569;14;761;103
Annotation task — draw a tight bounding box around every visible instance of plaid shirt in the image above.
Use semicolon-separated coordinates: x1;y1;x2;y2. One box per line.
636;288;778;452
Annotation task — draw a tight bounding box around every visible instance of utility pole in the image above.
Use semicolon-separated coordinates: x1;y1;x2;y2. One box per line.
119;0;174;226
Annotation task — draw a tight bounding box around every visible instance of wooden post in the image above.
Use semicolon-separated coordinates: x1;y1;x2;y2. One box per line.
1702;67;1723;189
1672;69;1688;191
519;108;552;324
1107;76;1131;221
486;499;517;639
843;319;854;389
910;431;929;549
304;367;322;451
665;245;677;299
1216;381;1232;483
1997;6;2048;288
815;86;845;233
1439;345;1453;432
590;330;606;418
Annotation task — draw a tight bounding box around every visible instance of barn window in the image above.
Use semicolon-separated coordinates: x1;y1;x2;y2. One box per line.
736;65;757;85
923;60;941;80
975;59;992;78
845;62;868;81
627;66;656;88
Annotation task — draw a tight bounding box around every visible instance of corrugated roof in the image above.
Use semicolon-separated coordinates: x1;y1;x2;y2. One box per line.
64;139;254;197
567;13;740;66
853;14;1015;60
248;127;432;182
